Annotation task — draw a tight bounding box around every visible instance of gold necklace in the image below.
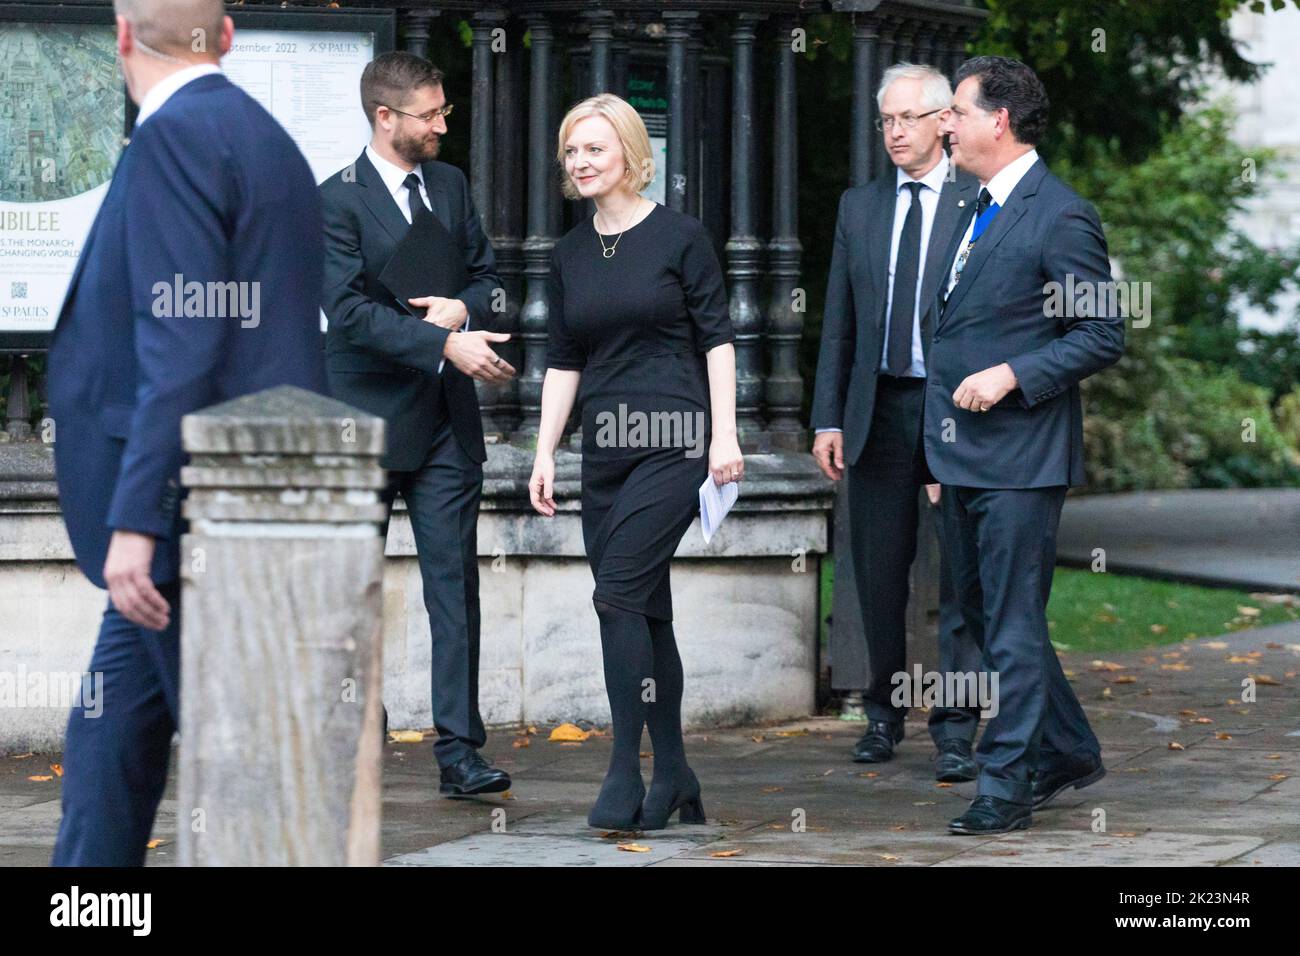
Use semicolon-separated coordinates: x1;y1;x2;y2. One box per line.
595;201;643;259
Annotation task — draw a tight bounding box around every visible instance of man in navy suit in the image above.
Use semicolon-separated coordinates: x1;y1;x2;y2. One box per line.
46;0;326;865
926;57;1124;834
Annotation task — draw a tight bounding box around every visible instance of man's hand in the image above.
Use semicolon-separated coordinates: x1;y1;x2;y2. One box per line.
925;483;941;506
812;431;845;482
444;330;515;382
409;296;468;331
103;530;170;631
953;362;1017;412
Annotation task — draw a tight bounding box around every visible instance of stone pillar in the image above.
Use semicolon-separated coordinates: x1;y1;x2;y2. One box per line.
874;19;897;180
664;11;697;213
177;385;388;867
586;10;614;94
470;10;509;440
491;19;525;435
765;14;804;451
400;8;435;59
850;14;880;189
515;15;556;439
3;356;32;441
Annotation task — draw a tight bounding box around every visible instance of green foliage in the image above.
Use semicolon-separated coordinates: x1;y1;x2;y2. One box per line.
1056;106;1300;490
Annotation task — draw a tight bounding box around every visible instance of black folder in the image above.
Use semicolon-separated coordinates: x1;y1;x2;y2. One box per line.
378;208;470;318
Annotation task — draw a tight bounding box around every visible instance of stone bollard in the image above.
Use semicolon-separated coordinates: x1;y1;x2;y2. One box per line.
176;385;387;866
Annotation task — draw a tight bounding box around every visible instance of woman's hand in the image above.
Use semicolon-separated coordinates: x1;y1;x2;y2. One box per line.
709;433;744;487
530;452;557;516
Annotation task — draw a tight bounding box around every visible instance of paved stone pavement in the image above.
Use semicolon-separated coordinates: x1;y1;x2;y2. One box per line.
1057;490;1300;592
3;621;1297;867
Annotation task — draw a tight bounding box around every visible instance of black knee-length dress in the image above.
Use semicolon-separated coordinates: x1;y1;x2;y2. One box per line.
546;203;734;621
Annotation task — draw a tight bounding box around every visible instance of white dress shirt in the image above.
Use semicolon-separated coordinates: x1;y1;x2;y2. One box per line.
134;63;223;128
364;145;465;373
816;154;949;436
944;148;1040;297
881;153;950;379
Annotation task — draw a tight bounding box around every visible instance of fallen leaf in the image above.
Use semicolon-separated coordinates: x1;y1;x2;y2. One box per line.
1250;674;1282;686
1215;732;1232;740
1236;606;1261;618
709;849;743;858
549;722;594;742
10;753;33;759
512;737;530;748
1114;832;1139;838
50;764;63;777
1112;675;1138;684
989;849;1021;857
1268;774;1289;782
935;782;953;789
879;854;901;862
1203;642;1228;650
860;771;880;778
1150;624;1167;635
761;786;784;793
1168;742;1186;751
1161;663;1191;672
750;735;765;743
1179;709;1198;716
821;769;835;776
1090;660;1125;671
1192;717;1213;724
774;729;810;738
1266;754;1283;760
389;730;424;743
27;775;53;782
617;842;651;853
146;839;166;849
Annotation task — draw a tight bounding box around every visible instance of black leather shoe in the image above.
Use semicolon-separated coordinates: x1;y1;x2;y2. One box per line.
439;751;512;797
934;738;977;782
1032;754;1105;809
948;795;1031;835
852;719;904;763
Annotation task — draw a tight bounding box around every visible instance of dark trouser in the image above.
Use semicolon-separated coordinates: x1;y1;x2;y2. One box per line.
847;375;981;744
941;485;1101;805
380;417;486;769
52;580;182;867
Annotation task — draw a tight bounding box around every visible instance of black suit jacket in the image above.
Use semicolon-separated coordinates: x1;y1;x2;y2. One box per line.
923;157;1125;488
320;150;500;469
810;167;979;467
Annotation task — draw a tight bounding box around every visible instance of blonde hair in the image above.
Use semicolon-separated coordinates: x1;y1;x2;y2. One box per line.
556;93;656;201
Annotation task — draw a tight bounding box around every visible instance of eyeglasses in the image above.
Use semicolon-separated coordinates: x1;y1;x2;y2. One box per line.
382;103;455;123
874;108;943;131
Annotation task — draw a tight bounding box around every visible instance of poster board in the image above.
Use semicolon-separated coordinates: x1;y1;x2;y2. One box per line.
0;4;394;351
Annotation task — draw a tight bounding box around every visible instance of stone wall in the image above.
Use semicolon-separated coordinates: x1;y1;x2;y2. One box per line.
0;441;832;752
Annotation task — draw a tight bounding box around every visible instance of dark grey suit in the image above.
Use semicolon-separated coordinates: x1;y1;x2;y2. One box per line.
811;166;984;740
320;151;501;768
926;157;1125;803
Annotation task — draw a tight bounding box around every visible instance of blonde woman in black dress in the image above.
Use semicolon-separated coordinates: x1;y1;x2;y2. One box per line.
529;94;742;830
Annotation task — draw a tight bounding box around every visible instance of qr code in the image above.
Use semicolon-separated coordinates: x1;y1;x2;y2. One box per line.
11;281;27;299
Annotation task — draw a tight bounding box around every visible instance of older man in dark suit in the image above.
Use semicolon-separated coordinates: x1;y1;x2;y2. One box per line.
929;56;1124;834
47;0;327;865
811;63;984;781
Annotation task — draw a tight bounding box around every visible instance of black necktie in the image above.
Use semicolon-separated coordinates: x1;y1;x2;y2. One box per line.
886;181;923;376
975;186;993;219
402;172;429;223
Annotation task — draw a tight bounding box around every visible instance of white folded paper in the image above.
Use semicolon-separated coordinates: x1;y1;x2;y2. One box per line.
699;475;740;544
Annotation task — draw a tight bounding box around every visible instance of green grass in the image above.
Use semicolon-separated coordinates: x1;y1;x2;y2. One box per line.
1047;568;1297;655
817;558;1298;654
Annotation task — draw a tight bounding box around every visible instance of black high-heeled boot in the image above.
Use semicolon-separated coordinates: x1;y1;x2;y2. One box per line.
587;600;653;829
640;618;706;830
